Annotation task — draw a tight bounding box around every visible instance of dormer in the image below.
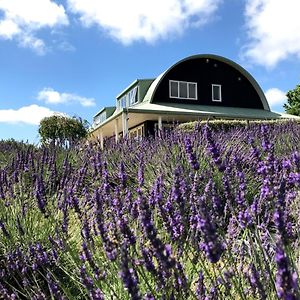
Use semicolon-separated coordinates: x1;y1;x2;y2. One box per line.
116;79;154;111
92;107;116;128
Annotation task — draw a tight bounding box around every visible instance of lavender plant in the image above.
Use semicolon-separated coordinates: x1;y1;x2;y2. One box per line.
0;121;299;299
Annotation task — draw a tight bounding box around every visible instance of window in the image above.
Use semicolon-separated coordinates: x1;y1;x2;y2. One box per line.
128;124;144;140
212;84;222;102
128;86;138;105
189;83;197;99
169;80;197;100
93;111;107;126
170;81;179;98
117;86;138;110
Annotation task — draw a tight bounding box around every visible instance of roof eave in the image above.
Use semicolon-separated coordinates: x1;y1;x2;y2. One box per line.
93;106;116;118
90;108;124;133
127;108;277;120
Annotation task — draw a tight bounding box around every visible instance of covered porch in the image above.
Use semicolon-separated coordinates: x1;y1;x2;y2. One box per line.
90;110;201;147
89;102;286;148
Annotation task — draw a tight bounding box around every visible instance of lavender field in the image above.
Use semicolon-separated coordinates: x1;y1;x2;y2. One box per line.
0;121;300;300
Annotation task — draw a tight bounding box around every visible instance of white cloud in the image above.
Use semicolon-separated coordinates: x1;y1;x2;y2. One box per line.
0;0;68;53
244;0;300;67
0;104;56;125
67;0;221;44
37;88;96;107
0;19;20;39
20;34;46;55
265;88;287;109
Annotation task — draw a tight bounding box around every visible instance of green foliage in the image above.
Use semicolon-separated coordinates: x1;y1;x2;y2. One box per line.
178;118;300;132
39;115;89;147
0;139;34;167
284;84;300;116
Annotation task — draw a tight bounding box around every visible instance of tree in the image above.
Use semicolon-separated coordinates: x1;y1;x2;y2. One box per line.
39;115;89;147
284;84;300;116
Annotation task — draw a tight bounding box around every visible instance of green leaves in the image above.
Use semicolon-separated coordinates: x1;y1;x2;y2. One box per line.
39;115;89;147
284;84;300;116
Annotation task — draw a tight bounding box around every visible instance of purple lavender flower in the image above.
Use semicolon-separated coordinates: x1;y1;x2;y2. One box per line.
71;194;81;215
238;208;252;229
119;161;127;188
81;213;93;244
35;176;48;216
184;137;199;170
117;215;136;245
141;248;156;275
79;264;90;284
197;211;225;263
292;151;300;171
204;125;225;172
275;244;299;300
0;284;16;300
47;273;64;300
195;271;206;300
139;192;177;271
94;189;117;261
138;154;145;187
80;242;93;263
0;219;10;238
248;264;266;300
119;244;141;300
91;288;104;300
61;205;69;234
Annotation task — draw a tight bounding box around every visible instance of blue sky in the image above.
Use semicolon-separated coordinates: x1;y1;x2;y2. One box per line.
1;0;300;144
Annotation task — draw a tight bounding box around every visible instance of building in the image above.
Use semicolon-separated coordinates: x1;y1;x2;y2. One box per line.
90;54;291;145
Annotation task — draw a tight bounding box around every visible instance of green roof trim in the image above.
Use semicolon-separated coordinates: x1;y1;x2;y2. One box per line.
93;106;116;118
116;79;155;100
142;54;270;111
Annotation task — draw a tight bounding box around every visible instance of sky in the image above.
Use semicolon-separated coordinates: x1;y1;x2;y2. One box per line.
1;0;300;144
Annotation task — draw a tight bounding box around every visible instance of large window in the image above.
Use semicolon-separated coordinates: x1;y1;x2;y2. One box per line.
93;111;107;126
117;86;138;110
212;84;222;102
129;124;144;140
169;80;197;100
128;86;138;105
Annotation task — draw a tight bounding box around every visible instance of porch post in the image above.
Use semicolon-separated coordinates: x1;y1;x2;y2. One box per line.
114;118;119;143
122;111;128;138
158;115;162;130
99;130;103;150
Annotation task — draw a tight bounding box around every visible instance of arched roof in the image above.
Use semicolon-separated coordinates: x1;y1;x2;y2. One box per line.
143;54;270;111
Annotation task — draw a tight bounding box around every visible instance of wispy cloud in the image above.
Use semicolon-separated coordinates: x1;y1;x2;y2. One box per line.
67;0;221;44
265;88;287;110
37;87;96;107
243;0;300;68
0;104;56;125
0;0;68;54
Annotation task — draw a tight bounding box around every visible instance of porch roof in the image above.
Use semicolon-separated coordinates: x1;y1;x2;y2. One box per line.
89;101;297;139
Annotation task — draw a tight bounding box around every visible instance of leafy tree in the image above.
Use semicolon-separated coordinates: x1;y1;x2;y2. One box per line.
284;84;300;116
39;115;89;147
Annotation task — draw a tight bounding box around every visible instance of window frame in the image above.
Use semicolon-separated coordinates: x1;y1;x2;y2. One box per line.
128;86;138;106
212;84;222;102
169;80;197;100
117;86;139;110
169;80;179;98
93;111;107;126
